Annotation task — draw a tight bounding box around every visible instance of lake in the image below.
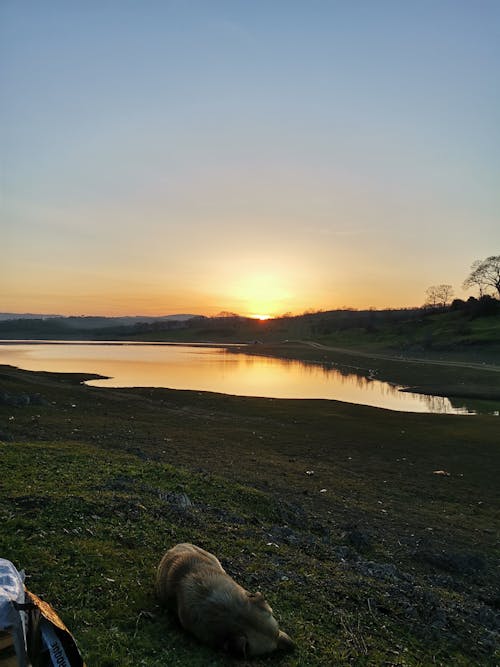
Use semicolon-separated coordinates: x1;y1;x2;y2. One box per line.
0;341;495;415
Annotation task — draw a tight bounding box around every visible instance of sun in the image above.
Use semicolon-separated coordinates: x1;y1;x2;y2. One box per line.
228;272;292;321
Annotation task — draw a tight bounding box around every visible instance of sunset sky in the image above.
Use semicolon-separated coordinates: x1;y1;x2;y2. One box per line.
2;1;499;318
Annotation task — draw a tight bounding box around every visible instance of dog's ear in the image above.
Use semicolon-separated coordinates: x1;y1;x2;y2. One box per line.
277;630;294;651
247;591;269;610
247;591;263;599
224;634;248;657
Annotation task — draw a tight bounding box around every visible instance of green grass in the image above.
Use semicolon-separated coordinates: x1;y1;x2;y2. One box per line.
311;311;500;357
1;440;291;666
1;365;499;666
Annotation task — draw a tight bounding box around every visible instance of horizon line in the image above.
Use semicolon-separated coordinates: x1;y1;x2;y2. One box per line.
1;304;440;320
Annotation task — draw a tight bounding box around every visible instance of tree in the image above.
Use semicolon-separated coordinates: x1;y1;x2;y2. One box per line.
463;255;500;298
463;260;487;296
425;284;454;308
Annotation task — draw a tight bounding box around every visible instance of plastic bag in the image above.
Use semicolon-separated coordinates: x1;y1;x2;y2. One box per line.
0;559;85;667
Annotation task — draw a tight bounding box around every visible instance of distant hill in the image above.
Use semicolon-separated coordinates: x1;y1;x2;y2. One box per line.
0;313;199;327
0;313;61;320
61;314;200;329
0;313;202;340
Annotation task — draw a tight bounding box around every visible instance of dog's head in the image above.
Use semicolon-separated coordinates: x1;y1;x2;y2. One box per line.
224;591;294;657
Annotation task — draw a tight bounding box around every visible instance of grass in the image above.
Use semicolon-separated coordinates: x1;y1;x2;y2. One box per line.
1;440;290;666
316;312;500;349
1;364;499;666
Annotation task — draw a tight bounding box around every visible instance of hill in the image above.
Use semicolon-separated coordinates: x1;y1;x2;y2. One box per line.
0;313;198;333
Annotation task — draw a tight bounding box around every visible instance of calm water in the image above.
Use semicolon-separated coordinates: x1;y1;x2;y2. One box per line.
0;341;495;415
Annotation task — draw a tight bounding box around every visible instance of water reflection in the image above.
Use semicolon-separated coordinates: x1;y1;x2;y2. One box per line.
0;342;497;415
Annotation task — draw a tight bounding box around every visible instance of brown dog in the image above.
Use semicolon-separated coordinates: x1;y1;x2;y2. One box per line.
155;543;294;657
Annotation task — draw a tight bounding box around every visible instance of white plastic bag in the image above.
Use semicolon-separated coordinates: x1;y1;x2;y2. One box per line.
0;558;28;667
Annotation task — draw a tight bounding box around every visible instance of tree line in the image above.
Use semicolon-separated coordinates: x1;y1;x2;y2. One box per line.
426;255;500;308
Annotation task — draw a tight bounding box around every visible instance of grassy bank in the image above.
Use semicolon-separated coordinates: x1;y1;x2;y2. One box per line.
1;365;499;665
312;312;500;360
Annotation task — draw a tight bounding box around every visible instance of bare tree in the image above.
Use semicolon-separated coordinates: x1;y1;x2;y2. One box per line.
425;284;454;308
463;255;500;298
463;260;487;297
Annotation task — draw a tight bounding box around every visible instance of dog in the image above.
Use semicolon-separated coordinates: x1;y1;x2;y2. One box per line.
155;543;294;657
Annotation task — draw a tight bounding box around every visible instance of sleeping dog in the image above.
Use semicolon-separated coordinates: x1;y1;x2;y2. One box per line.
156;543;294;657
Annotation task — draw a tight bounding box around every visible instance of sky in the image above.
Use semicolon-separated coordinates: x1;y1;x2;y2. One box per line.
1;1;499;318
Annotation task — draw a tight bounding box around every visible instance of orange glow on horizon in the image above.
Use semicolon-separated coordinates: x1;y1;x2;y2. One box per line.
249;314;272;321
3;262;430;319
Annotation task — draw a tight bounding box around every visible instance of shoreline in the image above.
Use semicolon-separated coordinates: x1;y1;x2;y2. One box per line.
0;338;241;348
